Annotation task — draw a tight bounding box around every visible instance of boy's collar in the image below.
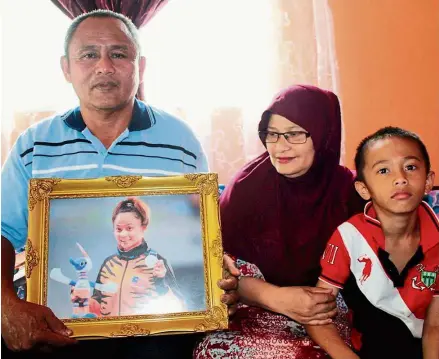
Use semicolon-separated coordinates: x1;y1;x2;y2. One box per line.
363;201;439;252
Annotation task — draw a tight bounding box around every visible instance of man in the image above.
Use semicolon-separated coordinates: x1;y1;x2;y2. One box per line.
1;10;239;358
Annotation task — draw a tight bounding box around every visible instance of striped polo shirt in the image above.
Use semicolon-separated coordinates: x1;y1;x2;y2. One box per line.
319;201;439;359
1;99;208;250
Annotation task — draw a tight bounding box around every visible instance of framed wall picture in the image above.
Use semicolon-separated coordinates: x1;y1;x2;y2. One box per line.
426;185;439;215
26;173;227;339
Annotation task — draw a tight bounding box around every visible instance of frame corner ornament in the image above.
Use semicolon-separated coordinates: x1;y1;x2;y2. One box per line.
184;173;218;197
28;178;62;211
194;306;228;332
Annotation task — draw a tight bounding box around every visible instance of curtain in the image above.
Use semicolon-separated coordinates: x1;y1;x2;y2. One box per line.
140;0;343;183
50;0;169;100
271;0;344;163
50;0;168;28
2;0;342;182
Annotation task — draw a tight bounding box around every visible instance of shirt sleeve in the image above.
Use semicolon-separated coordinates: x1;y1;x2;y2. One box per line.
234;257;265;280
195;139;209;172
319;229;351;289
1;135;33;250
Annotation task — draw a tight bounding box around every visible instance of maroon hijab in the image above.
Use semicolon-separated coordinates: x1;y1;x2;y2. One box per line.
221;85;361;286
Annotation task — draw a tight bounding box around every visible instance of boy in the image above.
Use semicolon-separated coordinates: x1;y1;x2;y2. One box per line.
306;127;438;359
424;295;439;358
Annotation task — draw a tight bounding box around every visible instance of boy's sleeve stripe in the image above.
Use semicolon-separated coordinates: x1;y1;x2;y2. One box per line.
319;275;344;289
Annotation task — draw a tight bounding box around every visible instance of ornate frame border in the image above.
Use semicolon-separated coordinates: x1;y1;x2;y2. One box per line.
26;174;227;339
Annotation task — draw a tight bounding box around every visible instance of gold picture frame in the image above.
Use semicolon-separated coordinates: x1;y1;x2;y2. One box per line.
26;173;227;339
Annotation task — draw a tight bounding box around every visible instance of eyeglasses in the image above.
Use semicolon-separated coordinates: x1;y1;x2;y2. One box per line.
259;130;311;144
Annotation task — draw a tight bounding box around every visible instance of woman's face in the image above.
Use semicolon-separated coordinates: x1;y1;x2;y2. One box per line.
113;212;146;252
266;114;315;178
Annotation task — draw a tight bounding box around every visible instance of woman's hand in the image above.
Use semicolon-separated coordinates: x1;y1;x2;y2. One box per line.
218;254;240;316
272;286;337;325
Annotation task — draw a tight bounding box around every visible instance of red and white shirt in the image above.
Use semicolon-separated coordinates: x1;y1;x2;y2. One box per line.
319;201;439;358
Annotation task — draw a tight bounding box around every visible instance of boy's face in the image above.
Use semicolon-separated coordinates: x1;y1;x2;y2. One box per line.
355;137;435;216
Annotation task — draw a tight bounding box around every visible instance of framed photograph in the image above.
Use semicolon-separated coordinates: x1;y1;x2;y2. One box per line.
427;185;439;215
26;174;228;339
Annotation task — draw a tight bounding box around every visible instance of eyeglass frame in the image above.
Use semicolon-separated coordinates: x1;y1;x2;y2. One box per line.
258;130;311;144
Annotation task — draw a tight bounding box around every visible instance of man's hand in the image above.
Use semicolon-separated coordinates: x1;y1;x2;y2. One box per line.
218;254;240;316
273;286;337;325
1;296;77;352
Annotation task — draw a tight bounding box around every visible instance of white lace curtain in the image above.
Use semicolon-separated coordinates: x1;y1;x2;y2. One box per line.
1;0;343;182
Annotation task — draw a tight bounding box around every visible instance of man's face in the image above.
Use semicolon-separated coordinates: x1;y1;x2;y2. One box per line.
355;137;435;216
61;17;145;111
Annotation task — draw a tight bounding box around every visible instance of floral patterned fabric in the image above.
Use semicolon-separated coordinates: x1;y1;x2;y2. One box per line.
194;259;351;359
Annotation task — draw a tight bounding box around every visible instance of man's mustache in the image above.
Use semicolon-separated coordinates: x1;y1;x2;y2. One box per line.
91;80;119;88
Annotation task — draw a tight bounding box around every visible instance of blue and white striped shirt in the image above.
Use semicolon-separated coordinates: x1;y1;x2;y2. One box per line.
1;99;209;249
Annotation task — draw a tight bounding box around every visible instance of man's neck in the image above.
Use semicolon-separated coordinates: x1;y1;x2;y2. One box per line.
80;101;135;149
374;204;419;244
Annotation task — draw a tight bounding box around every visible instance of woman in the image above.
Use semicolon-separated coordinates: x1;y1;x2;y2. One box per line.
88;197;185;317
194;85;364;358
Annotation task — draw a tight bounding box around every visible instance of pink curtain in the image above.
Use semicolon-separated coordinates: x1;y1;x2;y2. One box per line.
50;0;169;100
139;0;343;184
2;0;343;183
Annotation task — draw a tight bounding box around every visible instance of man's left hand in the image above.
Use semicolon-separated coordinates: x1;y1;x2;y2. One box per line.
218;254;240;316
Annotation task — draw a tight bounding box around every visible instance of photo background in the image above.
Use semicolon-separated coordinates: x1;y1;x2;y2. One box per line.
47;194;205;319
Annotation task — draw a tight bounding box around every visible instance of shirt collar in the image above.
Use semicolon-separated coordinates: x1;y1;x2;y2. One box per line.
62;98;154;132
364;201;439;252
117;240;149;260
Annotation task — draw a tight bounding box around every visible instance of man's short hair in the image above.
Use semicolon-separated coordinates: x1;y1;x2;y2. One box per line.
355;126;431;182
64;9;141;58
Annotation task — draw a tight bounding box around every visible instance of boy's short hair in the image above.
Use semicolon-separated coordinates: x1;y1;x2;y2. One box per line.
355;126;431;182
